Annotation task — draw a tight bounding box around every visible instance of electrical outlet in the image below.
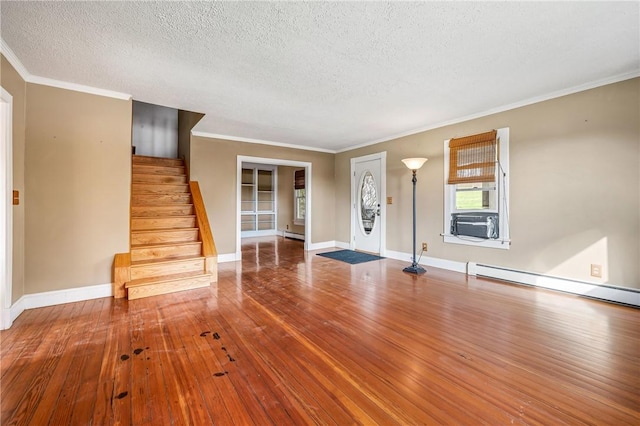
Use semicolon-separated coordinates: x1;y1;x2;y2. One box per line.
387;197;393;204
422;242;428;251
590;264;602;278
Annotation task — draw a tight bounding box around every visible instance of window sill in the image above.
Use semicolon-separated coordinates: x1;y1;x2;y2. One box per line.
442;234;510;250
293;220;305;226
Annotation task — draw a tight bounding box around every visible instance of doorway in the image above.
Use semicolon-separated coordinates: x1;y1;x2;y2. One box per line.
236;156;312;260
351;152;386;255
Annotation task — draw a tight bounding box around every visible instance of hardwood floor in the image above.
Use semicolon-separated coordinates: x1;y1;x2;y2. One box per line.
2;236;639;425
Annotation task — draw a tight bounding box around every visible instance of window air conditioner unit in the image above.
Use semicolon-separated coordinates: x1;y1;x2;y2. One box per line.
451;212;499;239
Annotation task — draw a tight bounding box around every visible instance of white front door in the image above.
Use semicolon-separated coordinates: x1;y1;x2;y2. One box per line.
352;153;385;254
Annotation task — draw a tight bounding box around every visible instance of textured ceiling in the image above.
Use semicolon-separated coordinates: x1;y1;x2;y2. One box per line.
1;1;639;152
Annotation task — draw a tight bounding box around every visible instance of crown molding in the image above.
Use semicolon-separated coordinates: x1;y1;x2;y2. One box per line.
337;70;640;153
191;130;336;154
27;76;132;101
0;38;30;81
1;38;131;101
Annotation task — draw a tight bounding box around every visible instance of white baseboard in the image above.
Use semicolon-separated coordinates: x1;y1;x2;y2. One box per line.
283;231;305;241
384;250;467;274
335;241;350;250
3;282;113;329
307;240;339;251
468;262;640;307
218;252;240;263
241;229;279;238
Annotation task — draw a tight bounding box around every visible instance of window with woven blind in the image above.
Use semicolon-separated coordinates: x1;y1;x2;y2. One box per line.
294;169;305;189
443;127;510;249
448;130;498;184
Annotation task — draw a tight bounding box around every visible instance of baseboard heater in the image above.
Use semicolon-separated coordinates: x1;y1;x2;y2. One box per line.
283;231;305;241
468;262;639;308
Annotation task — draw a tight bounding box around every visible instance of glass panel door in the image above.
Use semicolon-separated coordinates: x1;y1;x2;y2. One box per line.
241;168;255;212
241;165;277;237
359;171;378;235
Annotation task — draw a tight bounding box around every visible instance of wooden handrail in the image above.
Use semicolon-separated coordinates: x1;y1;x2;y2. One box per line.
189;181;218;282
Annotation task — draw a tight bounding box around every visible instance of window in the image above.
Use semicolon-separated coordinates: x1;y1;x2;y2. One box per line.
455;182;497;210
294;169;305;225
443;128;510;249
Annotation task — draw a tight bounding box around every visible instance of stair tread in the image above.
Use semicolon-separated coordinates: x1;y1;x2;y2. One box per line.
132;177;187;184
132;192;191;195
132;155;183;163
131;203;193;210
131;226;193;233
132;215;194;219
131;241;202;249
133;154;182;159
126;271;211;288
131;207;195;217
132;161;184;168
132;166;185;176
132;172;186;176
130;254;204;266
131;227;199;234
132;201;193;207
132;166;185;171
132;205;194;212
132;215;196;219
131;216;196;223
133;203;193;207
132;227;197;233
132;177;186;181
131;181;189;186
132;192;191;196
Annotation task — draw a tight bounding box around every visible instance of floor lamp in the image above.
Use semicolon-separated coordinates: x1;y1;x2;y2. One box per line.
401;157;428;274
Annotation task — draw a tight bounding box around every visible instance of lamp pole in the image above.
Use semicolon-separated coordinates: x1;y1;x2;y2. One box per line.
401;158;427;275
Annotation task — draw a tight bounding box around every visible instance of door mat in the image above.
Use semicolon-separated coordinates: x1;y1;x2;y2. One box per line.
316;249;384;265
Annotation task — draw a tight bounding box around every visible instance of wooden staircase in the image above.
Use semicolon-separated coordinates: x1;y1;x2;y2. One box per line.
113;155;217;300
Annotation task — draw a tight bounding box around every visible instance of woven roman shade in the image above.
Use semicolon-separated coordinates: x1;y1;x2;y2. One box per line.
294;169;305;190
448;130;498;184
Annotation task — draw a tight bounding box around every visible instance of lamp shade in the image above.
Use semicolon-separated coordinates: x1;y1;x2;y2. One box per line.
402;157;428;170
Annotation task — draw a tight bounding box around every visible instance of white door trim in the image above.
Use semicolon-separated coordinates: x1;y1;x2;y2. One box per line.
350;152;386;256
236;156;312;260
1;87;14;330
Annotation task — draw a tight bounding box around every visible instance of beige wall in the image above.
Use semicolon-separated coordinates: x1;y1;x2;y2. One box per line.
190;136;334;254
25;84;131;293
277;166;305;235
177;110;204;178
336;78;640;289
1;55;27;303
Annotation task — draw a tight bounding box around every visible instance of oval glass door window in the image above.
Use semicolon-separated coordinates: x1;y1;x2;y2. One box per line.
360;171;378;235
